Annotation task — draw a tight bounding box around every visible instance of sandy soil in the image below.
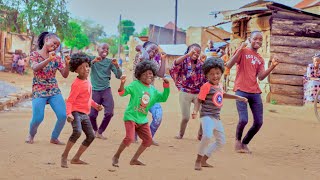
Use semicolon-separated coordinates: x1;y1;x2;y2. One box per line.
0;70;320;180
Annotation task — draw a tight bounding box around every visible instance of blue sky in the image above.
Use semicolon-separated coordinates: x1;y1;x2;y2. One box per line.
67;0;302;35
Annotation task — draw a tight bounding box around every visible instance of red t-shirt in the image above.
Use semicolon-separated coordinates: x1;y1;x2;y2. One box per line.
233;48;265;93
66;78;98;116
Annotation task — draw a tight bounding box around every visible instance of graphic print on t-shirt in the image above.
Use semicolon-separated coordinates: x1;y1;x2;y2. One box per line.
212;91;223;108
135;91;150;114
245;54;262;65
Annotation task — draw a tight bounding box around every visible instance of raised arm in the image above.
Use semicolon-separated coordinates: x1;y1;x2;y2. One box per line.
175;49;195;65
111;58;122;79
257;57;279;81
32;51;55;72
59;54;70;78
156;52;167;78
226;42;247;69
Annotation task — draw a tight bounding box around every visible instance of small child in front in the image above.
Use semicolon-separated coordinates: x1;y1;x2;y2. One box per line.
192;57;247;171
112;60;170;167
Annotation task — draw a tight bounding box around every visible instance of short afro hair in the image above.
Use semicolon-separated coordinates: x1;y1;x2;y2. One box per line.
202;57;225;75
69;52;91;72
134;60;158;80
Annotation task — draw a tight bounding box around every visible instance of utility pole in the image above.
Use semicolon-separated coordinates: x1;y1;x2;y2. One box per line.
173;0;178;44
118;14;122;59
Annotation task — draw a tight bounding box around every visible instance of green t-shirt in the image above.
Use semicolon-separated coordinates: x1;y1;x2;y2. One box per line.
90;57;122;91
120;80;170;124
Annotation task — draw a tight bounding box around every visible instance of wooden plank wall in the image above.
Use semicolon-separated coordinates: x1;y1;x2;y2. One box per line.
268;11;320;106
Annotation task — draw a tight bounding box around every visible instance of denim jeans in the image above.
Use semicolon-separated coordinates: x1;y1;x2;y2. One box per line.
29;94;67;139
235;90;263;145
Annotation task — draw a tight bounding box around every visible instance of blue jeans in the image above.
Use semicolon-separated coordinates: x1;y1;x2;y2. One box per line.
235;90;263;145
29;94;67;139
135;103;163;140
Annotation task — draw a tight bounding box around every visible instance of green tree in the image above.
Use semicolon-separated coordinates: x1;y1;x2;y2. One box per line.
1;0;70;50
139;27;149;36
118;19;135;44
0;4;26;33
64;21;90;52
75;19;106;44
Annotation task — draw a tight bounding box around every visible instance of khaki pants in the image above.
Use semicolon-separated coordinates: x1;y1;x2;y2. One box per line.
178;91;202;138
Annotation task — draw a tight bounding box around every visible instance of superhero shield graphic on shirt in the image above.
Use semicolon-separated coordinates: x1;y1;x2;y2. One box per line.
212;91;223;108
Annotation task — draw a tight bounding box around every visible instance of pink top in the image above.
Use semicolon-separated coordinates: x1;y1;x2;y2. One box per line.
233;48;265;94
18;59;25;66
66;77;98;116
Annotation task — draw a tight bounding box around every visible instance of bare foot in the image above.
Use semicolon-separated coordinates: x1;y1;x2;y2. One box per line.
50;139;65;145
61;156;68;168
112;156;119;167
235;140;243;153
96;132;107;140
241;144;252;154
201;162;213;168
70;158;88;165
152;140;159;146
175;134;183;139
130;159;146;166
25;135;34;144
194;161;202;171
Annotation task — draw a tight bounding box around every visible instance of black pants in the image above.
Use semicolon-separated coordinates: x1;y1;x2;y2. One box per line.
69;111;95;147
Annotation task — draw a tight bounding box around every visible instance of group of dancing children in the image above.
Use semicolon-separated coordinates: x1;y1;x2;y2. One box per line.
25;30;279;170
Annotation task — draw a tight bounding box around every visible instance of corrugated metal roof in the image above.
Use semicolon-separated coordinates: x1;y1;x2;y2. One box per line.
295;0;320;9
159;44;187;56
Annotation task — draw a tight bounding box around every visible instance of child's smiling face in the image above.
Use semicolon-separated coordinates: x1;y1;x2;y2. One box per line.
206;68;222;86
249;33;263;50
139;70;154;85
98;44;109;58
45;36;60;52
191;46;201;61
146;44;159;59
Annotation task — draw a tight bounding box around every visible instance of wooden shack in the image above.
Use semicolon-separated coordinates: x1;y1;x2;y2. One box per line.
0;31;32;70
219;1;320;106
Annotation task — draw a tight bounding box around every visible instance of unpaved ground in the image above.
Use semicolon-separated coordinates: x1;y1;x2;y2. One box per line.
0;71;320;180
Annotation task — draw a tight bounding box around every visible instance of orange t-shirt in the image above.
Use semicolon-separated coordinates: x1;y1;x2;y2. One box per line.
233;48;265;93
221;55;230;75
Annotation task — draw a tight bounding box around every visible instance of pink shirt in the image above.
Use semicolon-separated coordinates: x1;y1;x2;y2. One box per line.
66;78;98;116
233;48;265;94
18;59;25;66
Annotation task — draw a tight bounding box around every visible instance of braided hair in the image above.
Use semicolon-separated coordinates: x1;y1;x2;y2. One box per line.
37;32;59;50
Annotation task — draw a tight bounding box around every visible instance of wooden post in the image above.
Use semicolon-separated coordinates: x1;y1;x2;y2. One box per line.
173;0;178;44
0;31;6;66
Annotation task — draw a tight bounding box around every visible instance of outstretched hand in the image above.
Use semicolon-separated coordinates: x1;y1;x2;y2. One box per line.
120;75;127;83
67;115;74;123
187;49;197;57
271;56;279;67
160;52;167;60
49;51;56;61
96;104;103;111
240;38;249;50
93;56;102;63
163;78;169;84
191;112;197;119
238;97;248;103
64;54;71;65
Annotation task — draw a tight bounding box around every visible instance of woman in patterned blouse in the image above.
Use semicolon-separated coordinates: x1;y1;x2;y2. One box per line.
25;32;70;145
